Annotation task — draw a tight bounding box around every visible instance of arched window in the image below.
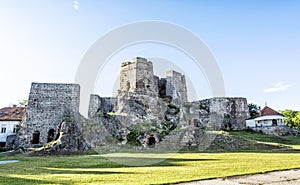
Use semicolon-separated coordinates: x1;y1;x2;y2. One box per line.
47;129;55;142
146;134;156;148
31;130;40;144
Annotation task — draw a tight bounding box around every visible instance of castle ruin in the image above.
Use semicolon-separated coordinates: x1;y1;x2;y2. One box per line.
15;83;88;152
119;57;188;104
14;57;250;152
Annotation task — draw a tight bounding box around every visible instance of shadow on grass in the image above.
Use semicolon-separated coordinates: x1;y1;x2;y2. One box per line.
43;157;220;169
0;176;64;185
91;157;219;167
40;168;135;175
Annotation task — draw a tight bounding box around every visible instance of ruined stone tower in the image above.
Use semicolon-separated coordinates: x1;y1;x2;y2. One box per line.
120;57;157;96
119;57;188;104
166;70;188;104
15;83;88;151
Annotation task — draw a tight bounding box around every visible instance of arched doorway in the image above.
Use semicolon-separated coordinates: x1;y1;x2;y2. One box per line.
31;130;40;144
47;129;55;142
146;134;156;148
272;119;277;126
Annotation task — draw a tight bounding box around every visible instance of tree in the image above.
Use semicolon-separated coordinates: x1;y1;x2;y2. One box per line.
248;103;259;118
292;112;300;130
18;99;28;106
281;109;298;128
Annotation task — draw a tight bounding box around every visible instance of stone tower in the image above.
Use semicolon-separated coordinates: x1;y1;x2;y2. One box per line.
166;70;188;104
120;57;157;96
15;83;87;150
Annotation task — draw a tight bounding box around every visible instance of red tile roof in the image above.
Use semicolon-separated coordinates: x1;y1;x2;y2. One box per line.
260;106;283;116
0;106;26;121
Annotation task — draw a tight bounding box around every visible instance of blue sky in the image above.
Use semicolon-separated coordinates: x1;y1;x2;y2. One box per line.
0;0;299;111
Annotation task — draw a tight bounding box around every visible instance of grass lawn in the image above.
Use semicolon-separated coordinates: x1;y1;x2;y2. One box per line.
1;131;300;185
1;152;300;185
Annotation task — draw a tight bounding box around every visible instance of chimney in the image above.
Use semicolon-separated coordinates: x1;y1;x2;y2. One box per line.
258;106;261;116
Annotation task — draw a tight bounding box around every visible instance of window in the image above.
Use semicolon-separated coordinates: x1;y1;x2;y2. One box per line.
31;130;40;144
1;127;6;133
13;124;19;133
47;129;55;142
1;125;7;133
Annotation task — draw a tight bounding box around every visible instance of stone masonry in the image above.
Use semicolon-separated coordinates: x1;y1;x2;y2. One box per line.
15;83;88;151
88;94;117;119
166;70;188;104
119;57;188;103
183;97;250;130
120;57;157;96
15;57;253;152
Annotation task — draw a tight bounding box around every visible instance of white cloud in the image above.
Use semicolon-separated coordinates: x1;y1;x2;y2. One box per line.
264;82;292;93
73;1;80;11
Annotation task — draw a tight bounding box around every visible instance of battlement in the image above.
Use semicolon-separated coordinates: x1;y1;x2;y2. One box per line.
133;56;148;63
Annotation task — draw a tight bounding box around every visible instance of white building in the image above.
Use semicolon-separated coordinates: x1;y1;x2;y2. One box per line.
0;105;25;147
246;106;285;128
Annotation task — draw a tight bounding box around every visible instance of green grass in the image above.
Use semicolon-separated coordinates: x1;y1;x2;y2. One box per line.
1;131;300;185
229;130;300;150
1;152;300;185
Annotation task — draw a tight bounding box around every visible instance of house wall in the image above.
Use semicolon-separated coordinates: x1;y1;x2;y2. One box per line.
256;119;284;127
246;120;255;127
0;121;20;143
247;116;285;127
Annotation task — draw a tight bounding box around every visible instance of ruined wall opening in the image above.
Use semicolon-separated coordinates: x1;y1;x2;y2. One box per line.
31;130;40;144
126;81;130;91
136;80;145;89
146;134;156;148
47;129;55;142
193;119;200;127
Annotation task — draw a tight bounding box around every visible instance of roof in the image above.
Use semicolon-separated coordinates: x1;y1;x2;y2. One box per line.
260;106;283;116
0;106;26;121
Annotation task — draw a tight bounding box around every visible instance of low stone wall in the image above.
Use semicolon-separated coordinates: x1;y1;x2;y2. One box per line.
251;126;299;136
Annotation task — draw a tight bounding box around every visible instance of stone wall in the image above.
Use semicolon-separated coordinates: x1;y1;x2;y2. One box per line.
88;94;101;119
88;94;117;119
251;126;299;136
120;57;157;96
184;97;250;130
166;70;188;104
100;97;117;113
16;82;81;147
119;57;188;105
